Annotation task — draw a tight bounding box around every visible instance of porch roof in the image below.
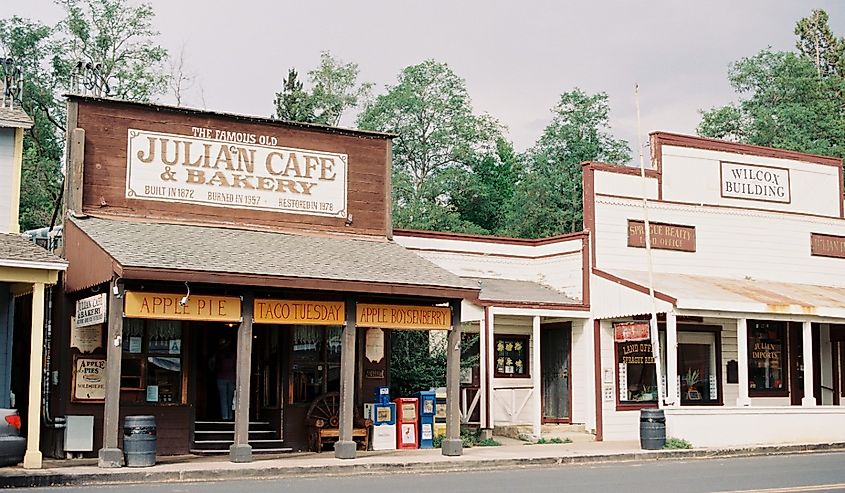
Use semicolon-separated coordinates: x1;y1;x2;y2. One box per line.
465;277;581;306
65;215;478;299
600;268;845;319
0;233;66;271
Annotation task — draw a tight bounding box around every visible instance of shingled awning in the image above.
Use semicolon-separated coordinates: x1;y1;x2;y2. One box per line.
0;107;33;129
465;277;581;307
65;215;478;299
0;233;66;270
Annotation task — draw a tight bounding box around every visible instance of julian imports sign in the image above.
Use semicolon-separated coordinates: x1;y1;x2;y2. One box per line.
721;162;791;203
811;233;845;259
126;128;348;217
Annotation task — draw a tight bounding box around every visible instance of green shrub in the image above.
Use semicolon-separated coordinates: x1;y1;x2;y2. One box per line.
535;437;572;445
663;437;693;449
476;438;501;447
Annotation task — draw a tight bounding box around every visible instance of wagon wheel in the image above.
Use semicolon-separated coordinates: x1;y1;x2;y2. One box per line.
306;392;341;430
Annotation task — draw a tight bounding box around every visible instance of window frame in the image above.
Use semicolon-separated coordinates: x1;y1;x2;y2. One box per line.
677;325;723;406
288;325;343;405
493;334;530;379
747;320;790;398
119;318;187;406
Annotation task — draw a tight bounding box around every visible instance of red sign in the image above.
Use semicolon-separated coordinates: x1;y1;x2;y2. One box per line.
614;322;650;342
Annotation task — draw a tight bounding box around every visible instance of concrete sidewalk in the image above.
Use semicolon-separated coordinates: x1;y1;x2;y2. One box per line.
2;440;845;489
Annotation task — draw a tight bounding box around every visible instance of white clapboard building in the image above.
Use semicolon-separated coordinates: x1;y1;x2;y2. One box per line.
396;132;845;447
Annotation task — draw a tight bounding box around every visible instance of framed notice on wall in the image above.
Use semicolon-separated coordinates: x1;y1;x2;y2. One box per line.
72;355;106;402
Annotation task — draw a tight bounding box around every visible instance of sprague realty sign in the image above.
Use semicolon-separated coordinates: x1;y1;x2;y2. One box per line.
720;162;791;203
125;128;348;217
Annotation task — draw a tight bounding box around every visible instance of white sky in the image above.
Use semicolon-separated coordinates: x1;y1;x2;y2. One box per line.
12;0;845;158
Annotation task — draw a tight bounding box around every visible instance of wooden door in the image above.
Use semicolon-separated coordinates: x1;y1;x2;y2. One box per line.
541;323;571;423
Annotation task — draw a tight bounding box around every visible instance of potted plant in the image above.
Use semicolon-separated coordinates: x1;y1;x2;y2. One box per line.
684;368;701;400
639;385;654;401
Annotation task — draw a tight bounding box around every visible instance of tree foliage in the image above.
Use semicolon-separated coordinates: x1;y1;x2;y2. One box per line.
358;60;501;232
0;0;170;230
503;89;631;238
273;51;370;126
698;9;845;160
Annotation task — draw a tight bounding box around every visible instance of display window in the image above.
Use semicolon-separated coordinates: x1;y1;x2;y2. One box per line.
748;320;788;396
678;330;721;405
494;335;529;378
617;340;658;404
290;325;342;404
121;319;184;404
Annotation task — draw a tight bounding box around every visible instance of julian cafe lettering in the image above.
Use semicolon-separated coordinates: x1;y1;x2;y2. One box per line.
126;129;348;217
721;162;791;203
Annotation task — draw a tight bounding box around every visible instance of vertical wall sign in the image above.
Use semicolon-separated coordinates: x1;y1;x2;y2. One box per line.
720;162;791;203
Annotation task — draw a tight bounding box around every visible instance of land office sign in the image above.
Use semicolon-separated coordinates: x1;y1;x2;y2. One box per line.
721;162;791;203
126;128;348;217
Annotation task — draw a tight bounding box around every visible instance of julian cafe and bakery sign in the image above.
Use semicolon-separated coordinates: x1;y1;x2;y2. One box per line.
125;127;348;217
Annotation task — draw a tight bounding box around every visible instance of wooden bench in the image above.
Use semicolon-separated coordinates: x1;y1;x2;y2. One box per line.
306;392;371;452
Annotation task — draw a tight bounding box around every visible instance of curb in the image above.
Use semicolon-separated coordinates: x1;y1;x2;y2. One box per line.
3;442;845;488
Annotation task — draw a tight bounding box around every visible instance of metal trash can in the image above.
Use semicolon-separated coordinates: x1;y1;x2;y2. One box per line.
123;415;156;467
639;408;665;450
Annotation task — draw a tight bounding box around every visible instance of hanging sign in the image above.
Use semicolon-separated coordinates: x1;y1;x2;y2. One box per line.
365;328;385;363
123;291;241;322
627;220;696;252
356;304;451;330
253;299;344;325
613;322;650;342
72;356;106;401
75;293;107;328
720;162;791;203
70;317;103;354
125;128;348;218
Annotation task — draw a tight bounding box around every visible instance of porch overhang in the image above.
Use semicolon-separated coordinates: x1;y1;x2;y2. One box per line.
65;215;480;300
594;268;845;321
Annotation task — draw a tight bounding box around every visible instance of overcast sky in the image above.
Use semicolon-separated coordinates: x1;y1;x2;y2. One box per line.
13;1;845;158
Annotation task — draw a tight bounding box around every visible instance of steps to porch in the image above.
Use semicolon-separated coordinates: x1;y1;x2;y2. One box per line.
493;423;596;443
190;421;292;455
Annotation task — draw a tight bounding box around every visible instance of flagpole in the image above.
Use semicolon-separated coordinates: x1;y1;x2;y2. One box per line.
635;84;665;408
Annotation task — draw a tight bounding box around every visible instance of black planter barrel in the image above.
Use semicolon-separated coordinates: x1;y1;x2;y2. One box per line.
639;408;665;450
123;415;156;467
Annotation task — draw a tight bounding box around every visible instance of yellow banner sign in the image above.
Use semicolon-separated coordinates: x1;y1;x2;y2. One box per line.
124;291;241;322
356;304;451;330
254;299;344;325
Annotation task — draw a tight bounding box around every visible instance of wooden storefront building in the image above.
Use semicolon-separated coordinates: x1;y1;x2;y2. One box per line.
56;96;477;464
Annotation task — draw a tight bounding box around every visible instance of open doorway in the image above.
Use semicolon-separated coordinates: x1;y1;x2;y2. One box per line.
541;322;571;423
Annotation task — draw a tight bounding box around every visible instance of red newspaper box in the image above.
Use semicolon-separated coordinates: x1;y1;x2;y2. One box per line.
394;397;419;449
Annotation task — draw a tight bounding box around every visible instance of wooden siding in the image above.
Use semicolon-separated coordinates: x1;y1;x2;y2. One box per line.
74;99;390;236
0;128;14;232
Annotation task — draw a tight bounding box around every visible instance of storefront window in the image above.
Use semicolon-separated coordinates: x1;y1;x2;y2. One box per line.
618;340;657;403
494;335;528;377
121;319;183;404
748;320;786;394
678;331;719;404
291;325;342;404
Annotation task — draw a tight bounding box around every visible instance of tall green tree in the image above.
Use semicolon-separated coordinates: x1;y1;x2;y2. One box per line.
1;0;170;230
794;9;845;78
273;51;371;126
503;89;631;238
698;9;845;159
273;68;318;123
357;60;500;232
61;0;169;101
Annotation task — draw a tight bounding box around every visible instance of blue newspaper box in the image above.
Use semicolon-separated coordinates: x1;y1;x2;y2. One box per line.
375;386;390;404
417;390;436;448
371;401;397;450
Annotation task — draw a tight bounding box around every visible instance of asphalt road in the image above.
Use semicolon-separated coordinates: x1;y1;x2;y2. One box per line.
8;452;845;492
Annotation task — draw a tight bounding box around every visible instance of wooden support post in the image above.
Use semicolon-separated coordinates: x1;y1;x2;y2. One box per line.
531;315;541;439
442;300;463;456
230;293;253;463
666;312;679;406
802;321;816;407
22;283;44;469
334;299;357;459
736;318;751;407
98;279;124;468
